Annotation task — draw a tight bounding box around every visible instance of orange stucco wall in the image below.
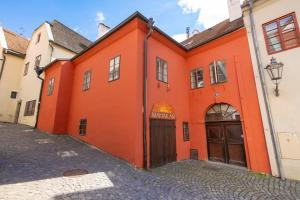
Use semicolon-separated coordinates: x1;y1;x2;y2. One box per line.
146;33;190;166
37;17;270;173
67;20;144;167
187;28;270;173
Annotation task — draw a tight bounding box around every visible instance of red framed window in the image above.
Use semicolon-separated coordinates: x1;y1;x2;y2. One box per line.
263;12;300;54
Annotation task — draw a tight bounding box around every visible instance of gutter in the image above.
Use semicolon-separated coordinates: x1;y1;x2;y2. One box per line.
0;51;6;80
143;18;155;169
34;67;45;128
248;0;284;178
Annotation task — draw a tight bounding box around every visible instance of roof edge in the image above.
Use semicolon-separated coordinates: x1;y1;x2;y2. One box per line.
71;11;187;61
4;49;26;58
42;58;71;71
186;19;244;51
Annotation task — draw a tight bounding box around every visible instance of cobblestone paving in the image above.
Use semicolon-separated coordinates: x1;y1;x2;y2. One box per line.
0;122;300;200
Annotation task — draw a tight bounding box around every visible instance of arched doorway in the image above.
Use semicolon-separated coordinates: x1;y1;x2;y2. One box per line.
205;103;246;167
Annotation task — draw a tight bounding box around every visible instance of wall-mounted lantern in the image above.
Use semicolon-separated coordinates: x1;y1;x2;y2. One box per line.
265;57;284;97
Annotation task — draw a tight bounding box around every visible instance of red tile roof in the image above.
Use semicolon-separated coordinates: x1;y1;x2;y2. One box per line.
3;28;29;55
181;17;244;50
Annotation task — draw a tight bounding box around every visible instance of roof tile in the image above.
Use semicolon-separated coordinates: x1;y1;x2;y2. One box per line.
181;17;244;49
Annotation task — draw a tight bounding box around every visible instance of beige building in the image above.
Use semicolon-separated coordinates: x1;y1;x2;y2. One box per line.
18;20;91;127
242;0;300;180
0;27;29;123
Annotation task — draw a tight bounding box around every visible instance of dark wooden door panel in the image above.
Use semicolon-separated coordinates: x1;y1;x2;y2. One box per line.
224;124;246;167
206;122;246;167
208;143;225;162
150;119;176;168
206;124;225;163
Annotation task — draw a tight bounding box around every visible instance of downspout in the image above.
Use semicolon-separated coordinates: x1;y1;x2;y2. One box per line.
34;67;45;128
143;18;155;169
0;51;6;80
248;0;283;178
35;42;53;128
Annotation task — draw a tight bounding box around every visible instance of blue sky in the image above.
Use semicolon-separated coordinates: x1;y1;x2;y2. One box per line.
0;0;234;42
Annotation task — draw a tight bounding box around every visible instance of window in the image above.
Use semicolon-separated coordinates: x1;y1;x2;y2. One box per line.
24;62;29;76
24;100;36;116
47;78;55;96
35;55;41;69
83;71;91;91
79;119;87;136
10;91;17;99
183;122;190;141
263;13;300;54
190;68;204;89
109;56;120;81
206;103;240;122
156;57;168;83
209;60;227;84
36;33;41;44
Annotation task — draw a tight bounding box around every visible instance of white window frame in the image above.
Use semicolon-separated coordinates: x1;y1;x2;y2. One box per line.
190;68;204;89
209;60;227;84
83;71;91;91
109;56;121;81
156;57;168;83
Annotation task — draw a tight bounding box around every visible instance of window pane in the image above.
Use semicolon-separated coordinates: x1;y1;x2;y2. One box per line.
280;16;294;27
209;63;216;84
284;38;299;49
265;22;277;32
110;59;114;67
115;56;120;64
190;71;196;89
196;69;204;87
156;58;168;82
216;61;227;82
109;73;114;81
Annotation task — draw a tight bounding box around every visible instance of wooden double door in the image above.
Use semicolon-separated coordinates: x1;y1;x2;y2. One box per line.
150;119;176;168
206;121;246;167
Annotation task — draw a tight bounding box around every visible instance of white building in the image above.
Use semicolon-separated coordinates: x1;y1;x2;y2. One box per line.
17;20;92;127
242;0;300;180
0;27;29;123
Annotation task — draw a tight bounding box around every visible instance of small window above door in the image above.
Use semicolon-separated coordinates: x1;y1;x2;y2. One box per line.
206;103;240;122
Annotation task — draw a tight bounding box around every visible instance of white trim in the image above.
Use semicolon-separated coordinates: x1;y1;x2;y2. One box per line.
45;22;54;41
0;27;8;49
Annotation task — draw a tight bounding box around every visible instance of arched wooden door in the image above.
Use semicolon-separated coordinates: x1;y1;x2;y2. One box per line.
205;103;246;167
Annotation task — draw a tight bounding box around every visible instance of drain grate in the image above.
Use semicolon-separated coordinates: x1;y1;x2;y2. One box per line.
63;169;89;177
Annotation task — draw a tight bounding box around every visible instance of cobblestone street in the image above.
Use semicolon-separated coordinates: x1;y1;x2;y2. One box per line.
0;122;299;200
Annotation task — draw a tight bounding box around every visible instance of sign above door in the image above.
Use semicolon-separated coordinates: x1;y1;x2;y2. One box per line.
150;103;176;120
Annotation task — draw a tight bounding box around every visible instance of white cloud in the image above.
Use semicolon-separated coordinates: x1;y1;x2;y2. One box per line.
172;33;187;42
96;12;105;23
178;0;229;29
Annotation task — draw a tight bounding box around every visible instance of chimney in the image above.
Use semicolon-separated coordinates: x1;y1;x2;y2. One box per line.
97;23;110;39
227;0;242;21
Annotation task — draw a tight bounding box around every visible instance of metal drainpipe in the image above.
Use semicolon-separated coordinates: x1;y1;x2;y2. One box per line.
248;0;283;178
34;67;45;129
143;18;155;169
0;51;6;80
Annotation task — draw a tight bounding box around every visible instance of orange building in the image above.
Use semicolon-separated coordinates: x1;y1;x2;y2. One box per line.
37;12;271;174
